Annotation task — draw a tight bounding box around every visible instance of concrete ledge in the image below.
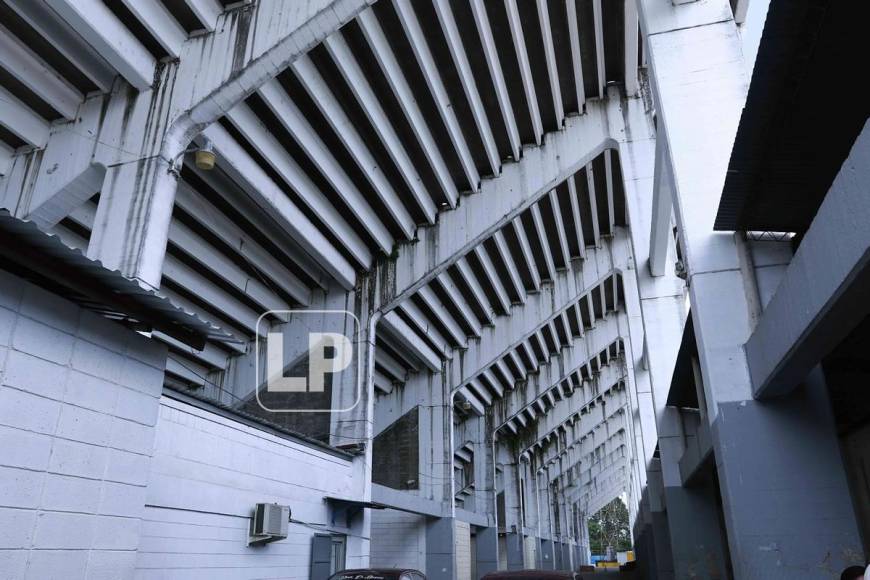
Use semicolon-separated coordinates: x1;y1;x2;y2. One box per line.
371;484;450;518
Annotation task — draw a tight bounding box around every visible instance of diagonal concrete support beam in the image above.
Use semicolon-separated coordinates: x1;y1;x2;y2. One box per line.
21;0;372;288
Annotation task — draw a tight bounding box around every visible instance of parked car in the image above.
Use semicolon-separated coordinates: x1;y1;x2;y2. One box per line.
329;569;426;580
481;570;580;580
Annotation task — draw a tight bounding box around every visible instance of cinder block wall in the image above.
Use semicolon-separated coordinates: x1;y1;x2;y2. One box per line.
370;510;426;570
0;270;167;580
136;396;359;579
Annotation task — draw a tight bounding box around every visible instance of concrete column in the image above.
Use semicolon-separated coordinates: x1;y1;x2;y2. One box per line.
633;522;657;580
476;526;498;577
504;531;524;570
658;404;729;577
608;86;685;580
712;367;862;577
661;482;729;579
472;414;496;525
426;517;455;580
645;460;675;580
540;538;555;570
638;0;863;576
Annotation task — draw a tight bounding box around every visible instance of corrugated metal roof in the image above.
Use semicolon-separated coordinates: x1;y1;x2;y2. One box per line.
716;0;870;233
0;210;237;350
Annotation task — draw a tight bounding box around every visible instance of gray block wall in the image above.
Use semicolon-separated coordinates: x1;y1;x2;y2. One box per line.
0;270;167;580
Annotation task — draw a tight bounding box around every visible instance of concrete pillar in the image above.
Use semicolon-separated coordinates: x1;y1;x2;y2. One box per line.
504;531;524;570
661;482;729;579
540;538;554;570
646;460;675;580
476;526;498;577
712;367;862;577
608;86;685;580
426;517;455;580
472;414;496;526
561;542;571;571
637;0;864;576
658;407;729;577
633;523;657;580
88;149;178;288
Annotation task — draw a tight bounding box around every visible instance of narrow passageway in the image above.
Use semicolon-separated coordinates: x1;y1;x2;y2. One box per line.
0;0;867;579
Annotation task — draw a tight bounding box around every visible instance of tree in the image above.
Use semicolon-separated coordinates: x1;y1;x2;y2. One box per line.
587;497;632;557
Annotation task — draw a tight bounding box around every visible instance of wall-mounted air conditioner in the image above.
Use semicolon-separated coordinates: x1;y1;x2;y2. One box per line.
248;503;290;547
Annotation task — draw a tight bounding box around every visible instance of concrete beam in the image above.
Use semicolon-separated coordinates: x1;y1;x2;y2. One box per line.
183;0;222;31
120;0;187;59
203;123;357;289
451;264;622;397
357;8;457;207
0;23;82;120
393;0;479;191
504;0;543;144
496;327;625;429
747;120;870;398
6;0;116;92
566;0;586;109
317;35;435;227
470;0;521;161
433;0;500;175
648;124;674;277
0;86;49;148
46;0;155;90
536;0;564;126
624;0;640;97
89;0;372;286
379;311;441;372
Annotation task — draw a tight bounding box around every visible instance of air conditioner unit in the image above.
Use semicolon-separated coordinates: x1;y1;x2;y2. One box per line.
248;503;290;546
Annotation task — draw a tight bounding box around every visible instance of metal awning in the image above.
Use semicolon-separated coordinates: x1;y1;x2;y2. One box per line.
0;210;237;350
715;0;870;234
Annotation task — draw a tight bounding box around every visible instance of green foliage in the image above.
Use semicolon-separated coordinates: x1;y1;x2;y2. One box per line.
587;497;632;556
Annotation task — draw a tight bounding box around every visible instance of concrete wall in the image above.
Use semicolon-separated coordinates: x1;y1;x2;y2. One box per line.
0;267;370;579
370;510;426;570
0;270;166;580
137;396;359;579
